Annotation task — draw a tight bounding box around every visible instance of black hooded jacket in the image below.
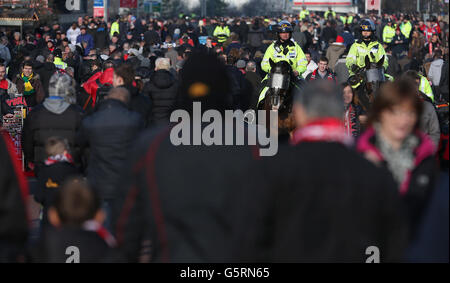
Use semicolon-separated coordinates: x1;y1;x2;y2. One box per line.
121;84;152;128
142;70;178;126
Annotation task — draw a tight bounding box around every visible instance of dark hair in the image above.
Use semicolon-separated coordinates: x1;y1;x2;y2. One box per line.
22;60;33;68
319;56;329;64
114;64;135;86
341;82;361;106
368;79;423;129
53;178;100;227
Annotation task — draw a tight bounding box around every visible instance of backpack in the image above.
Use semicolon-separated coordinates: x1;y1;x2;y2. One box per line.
95;79;113;106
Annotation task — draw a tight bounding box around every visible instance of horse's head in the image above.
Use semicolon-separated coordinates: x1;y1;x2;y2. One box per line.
363;54;386;99
267;59;293;110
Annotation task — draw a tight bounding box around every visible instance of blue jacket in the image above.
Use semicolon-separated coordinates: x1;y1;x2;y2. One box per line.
340;31;354;48
76;33;94;56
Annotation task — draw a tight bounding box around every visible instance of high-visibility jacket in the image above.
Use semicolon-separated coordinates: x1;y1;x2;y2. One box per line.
53;57;67;70
110;21;120;39
419;75;434;102
258;41;307;104
324;10;336;20
299;10;310;21
383;25;396;44
400;21;412;39
261;41;307;75
340;16;353;25
213;26;230;43
346;40;388;76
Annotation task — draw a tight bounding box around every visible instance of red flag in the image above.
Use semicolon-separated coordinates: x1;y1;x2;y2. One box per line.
120;0;137;8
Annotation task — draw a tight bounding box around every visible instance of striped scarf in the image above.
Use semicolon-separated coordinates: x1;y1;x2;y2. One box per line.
21;73;35;96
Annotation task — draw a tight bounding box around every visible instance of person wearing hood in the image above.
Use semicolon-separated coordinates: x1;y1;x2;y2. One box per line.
142;58;178;126
12;60;45;107
22;72;84;173
326;35;346;72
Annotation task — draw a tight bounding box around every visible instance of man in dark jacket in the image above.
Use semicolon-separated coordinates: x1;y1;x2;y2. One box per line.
144;24;161;46
76;87;143;232
0;130;29;262
22;72;84;172
113;64;151;127
233;81;408;262
34;54;56;96
142;58;178;126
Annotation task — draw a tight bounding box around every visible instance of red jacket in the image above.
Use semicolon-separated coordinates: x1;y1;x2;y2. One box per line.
82;68;114;106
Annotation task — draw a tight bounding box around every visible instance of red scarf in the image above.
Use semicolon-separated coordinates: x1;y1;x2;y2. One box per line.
0;79;9;90
44;152;74;166
83;220;117;247
291;118;354;147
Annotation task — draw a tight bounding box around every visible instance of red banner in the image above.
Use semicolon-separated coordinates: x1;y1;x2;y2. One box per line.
120;0;137;8
94;7;104;17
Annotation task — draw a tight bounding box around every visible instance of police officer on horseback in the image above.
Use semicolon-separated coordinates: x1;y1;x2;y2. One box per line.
258;20;307;107
346;19;389;89
261;20;307;78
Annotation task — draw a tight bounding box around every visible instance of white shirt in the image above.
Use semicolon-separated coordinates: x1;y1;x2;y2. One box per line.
67;27;81;45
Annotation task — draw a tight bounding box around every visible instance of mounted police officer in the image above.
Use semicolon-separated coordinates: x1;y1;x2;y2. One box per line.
346;19;389;89
258;20;307;107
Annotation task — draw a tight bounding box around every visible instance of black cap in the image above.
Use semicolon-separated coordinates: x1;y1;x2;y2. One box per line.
53;48;62;58
80;25;87;30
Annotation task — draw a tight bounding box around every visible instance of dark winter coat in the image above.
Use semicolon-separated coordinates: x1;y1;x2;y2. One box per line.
22;104;84;169
35;162;79;226
33;62;56;97
31;226;124;263
76;99;143;200
142;70;178;126
114;125;264;263
247;25;264;48
122;84;152;128
234;142;409;262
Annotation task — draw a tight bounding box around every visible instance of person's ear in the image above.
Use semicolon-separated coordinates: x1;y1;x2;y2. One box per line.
94;209;106;225
48;207;61;227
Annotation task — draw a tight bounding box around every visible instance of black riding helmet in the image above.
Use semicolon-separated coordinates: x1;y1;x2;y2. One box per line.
360;19;376;41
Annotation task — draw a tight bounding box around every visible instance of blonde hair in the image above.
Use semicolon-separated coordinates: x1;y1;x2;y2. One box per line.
155;57;171;71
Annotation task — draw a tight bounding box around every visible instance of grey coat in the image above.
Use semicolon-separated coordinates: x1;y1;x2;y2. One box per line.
420;100;441;148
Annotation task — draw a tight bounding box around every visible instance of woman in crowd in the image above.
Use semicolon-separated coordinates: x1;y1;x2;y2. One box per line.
357;78;437;240
342;82;367;138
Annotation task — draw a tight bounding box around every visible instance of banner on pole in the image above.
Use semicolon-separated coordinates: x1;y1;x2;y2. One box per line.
94;0;104;17
366;0;381;11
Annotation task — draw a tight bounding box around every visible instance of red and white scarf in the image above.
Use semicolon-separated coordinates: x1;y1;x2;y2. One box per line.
44;152;74;166
291;118;354;147
83;220;117;248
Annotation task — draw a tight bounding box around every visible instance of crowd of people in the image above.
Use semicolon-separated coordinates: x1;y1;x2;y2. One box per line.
0;8;448;263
